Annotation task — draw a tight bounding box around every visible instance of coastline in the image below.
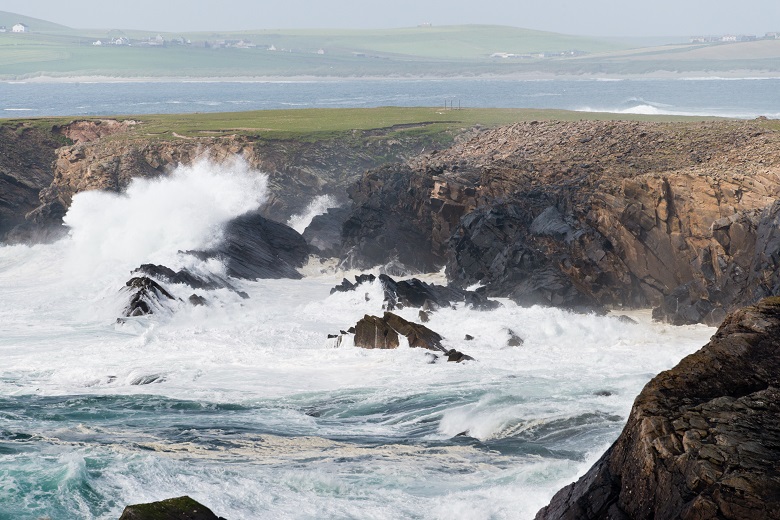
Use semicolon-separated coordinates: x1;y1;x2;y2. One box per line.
4;69;780;84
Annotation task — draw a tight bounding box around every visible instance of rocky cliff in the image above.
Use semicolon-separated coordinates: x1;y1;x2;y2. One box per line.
535;297;780;520
2;118;453;243
342;120;780;321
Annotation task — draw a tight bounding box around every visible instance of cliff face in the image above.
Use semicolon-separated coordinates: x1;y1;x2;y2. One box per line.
535;297;780;520
0;122;67;240
343;120;780;320
3;119;448;243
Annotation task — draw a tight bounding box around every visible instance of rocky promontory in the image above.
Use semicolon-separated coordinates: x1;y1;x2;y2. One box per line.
535;297;780;519
341;119;780;322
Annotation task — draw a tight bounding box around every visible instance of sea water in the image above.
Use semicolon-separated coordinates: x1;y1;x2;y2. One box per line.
0;160;715;519
1;77;778;119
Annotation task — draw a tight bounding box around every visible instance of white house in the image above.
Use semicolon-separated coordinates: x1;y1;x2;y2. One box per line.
12;23;29;33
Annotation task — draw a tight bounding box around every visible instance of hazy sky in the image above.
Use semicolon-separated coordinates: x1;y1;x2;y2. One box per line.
3;0;779;37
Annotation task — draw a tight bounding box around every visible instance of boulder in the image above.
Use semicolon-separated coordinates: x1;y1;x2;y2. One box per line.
535;297;780;520
191;211;309;280
118;496;226;520
352;311;473;361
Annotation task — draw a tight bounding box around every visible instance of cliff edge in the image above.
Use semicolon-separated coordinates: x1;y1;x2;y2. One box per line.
535;297;780;520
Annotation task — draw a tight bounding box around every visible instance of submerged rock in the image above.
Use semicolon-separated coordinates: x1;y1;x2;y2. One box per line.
535;297;780;520
118;495;226;520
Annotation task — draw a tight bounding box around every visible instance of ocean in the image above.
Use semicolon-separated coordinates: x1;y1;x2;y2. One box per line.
0;159;715;519
1;77;779;119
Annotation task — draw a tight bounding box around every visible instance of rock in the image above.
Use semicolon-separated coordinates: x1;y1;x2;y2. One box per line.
535;297;780;520
464;334;474;341
135;264;247;297
188;294;207;306
352;311;474;361
340;163;439;272
446;349;475;363
341;120;780;324
191;211;309;280
123;277;176;317
353;314;400;350
118;495;226;520
302;206;350;257
506;329;524;346
0;123;64;242
329;273;500;311
616;314;638;324
418;309;430;322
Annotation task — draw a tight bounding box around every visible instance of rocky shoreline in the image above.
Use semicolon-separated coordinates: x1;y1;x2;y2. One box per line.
2;115;780;518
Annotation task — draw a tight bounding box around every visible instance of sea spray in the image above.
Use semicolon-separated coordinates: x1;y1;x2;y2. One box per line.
287;194;338;234
62;156;268;280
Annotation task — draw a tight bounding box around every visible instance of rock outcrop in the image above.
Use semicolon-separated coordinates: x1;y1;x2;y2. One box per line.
330;273;500;311
118;495;226;520
535;297;780;520
340;120;780;321
123;277;177;317
0;122;68;242
352;311;474;361
191;210;310;280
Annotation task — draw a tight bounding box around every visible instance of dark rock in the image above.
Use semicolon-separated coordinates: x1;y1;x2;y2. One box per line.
464;334;474;341
188;294;207;306
616;314;638;324
123;277;176;317
329;273;500;311
340;164;439;272
327;334;338;339
506;329;524;347
535;298;780;520
302;206;350;257
134;264;249;298
594;390;613;397
347;327;355;334
118;495;226;520
419;310;430;323
191;211;309;280
446;349;475;363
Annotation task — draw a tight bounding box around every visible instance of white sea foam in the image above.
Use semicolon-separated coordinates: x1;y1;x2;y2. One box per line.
287;194;338;233
0;161;717;519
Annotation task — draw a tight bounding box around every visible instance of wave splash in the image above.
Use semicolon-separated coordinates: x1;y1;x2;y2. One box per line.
61;156;268;278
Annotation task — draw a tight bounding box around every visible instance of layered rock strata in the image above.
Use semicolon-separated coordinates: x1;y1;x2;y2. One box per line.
535;297;780;520
341;120;780;322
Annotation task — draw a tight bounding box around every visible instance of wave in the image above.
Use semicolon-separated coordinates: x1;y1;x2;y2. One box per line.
287;195;338;233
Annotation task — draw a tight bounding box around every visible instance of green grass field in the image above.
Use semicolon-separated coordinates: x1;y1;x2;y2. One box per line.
2;107;727;144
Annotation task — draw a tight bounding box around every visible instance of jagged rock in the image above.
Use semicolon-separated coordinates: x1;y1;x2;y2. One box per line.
329;273;500;311
418;310;430;322
302;206;350;257
535;298;780;520
123;277;176;317
352;311;473;361
353;314;400;350
340;163;439;272
134;264;248;298
0;123;64;242
118;495;226;520
191;211;309;280
341;120;780;324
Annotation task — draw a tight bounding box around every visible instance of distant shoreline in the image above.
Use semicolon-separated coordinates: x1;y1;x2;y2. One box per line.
3;70;780;84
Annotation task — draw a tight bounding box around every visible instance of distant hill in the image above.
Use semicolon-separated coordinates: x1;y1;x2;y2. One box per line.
0;11;777;79
0;10;73;33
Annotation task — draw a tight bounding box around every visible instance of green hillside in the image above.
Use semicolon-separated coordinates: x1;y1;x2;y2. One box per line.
0;11;777;79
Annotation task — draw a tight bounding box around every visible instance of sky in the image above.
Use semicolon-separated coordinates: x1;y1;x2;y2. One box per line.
2;0;779;37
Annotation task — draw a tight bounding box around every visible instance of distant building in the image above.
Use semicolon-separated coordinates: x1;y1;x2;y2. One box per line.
111;37;130;46
12;23;28;33
767;32;780;39
92;40;103;46
0;26;6;33
721;35;738;42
